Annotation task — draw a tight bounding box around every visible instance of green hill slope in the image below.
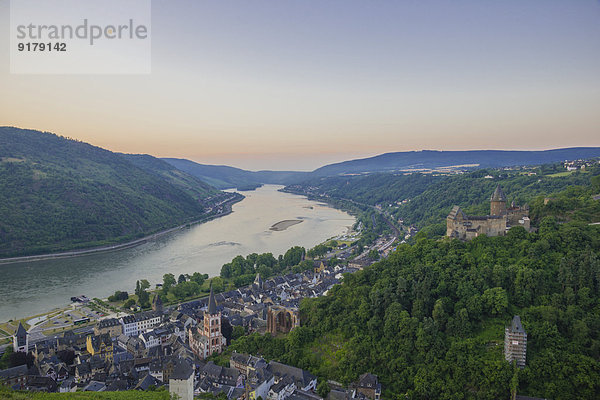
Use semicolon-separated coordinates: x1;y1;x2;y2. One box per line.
119;153;218;199
0;127;221;258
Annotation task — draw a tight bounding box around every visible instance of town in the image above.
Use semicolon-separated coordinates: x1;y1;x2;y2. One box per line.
1;258;384;400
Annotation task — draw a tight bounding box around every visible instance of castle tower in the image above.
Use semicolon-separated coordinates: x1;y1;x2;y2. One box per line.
490;185;507;216
203;283;224;355
13;322;28;353
504;315;527;368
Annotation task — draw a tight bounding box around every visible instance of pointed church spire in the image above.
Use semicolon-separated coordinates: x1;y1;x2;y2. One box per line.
208;282;217;314
16;322;27;337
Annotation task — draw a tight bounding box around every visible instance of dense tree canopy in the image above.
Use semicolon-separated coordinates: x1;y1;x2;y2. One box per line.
230;214;600;399
0;127;225;257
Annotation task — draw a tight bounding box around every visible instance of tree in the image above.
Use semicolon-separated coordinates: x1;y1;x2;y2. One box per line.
170;281;200;301
232;326;246;341
163;273;176;295
317;380;330;398
190;272;206;286
368;249;380;260
283;246;305;267
178;274;187;284
123;298;136;309
139;279;150;291
211;277;224;292
108;290;128;302
482;287;508;316
138;288;150;308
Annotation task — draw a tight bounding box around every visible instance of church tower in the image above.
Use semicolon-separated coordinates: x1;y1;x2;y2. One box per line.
203;283;224;356
152;294;163;314
13;322;28;353
490;185;507;216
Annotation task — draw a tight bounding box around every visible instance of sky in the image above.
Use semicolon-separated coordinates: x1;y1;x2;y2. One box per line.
1;0;599;171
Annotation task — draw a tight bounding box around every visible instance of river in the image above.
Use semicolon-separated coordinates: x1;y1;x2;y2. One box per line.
0;185;354;322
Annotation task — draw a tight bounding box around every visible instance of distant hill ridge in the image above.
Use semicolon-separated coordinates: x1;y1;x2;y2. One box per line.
0;127;221;257
164;147;600;188
162;158;309;189
311;148;600;176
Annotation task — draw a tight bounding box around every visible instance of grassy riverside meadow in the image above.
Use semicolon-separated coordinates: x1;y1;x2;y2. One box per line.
0;127;233;258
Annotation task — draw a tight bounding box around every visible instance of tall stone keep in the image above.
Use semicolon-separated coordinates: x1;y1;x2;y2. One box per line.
504;315;527;368
490;184;507;216
169;358;194;400
13;322;28;353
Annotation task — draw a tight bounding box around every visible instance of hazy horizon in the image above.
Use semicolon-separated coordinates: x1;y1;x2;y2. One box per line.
2;1;599;170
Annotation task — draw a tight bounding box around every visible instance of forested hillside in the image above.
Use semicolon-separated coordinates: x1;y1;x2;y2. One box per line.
286;163;598;231
226;169;600;399
0;127;221;258
286;173;443;207
230;220;600;399
119;153;218;199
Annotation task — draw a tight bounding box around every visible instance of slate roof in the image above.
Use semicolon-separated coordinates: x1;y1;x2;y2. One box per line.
447;206;466;220
15;322;27;337
121;311;160;325
97;318;121;329
357;373;379;388
0;364;28;379
135;372;159;390
171;358;194;381
84;380;106;392
106;378;128;391
75;362;91;376
510;315;526;334
269;361;316;388
208;283;218;314
491;185;507;202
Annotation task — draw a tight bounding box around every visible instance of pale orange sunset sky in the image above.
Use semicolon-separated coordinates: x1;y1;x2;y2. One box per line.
1;1;599;170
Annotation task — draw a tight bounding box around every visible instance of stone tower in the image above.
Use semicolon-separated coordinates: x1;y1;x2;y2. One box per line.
203;283;224;356
152;294;163;314
13;322;28;353
169;358;194;400
490;185;507;216
504;315;527;368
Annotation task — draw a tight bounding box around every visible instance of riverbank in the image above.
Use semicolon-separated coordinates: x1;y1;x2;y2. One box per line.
0;193;244;265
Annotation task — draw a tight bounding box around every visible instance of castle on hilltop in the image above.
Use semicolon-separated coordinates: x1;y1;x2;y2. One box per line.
446;185;530;240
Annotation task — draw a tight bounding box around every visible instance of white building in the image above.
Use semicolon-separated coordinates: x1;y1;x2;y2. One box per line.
121;311;162;337
140;331;160;349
